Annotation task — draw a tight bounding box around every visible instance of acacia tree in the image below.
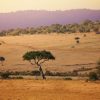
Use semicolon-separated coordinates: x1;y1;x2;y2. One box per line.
23;50;55;79
0;56;5;66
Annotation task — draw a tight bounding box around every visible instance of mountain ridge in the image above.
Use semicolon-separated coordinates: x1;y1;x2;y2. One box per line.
0;9;100;30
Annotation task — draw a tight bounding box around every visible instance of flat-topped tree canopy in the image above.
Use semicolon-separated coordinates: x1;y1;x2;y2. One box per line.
23;50;55;79
23;50;55;65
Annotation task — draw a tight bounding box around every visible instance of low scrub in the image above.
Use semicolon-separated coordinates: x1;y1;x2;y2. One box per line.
0;72;10;79
64;77;72;80
45;70;78;76
89;72;98;81
11;76;24;79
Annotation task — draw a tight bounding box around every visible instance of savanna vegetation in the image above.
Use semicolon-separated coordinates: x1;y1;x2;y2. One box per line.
23;50;55;79
88;59;100;81
0;20;100;81
0;20;100;100
0;20;100;36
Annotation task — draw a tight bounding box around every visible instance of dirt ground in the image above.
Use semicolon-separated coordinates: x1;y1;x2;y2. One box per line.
0;79;100;100
0;33;100;72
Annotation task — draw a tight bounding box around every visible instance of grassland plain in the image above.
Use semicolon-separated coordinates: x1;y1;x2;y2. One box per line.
0;33;100;72
0;33;100;100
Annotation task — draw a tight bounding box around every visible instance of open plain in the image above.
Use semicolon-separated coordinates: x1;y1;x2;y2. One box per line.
0;33;100;100
0;33;100;72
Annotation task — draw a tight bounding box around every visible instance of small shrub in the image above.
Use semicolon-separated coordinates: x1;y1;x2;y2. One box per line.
31;71;40;76
12;76;24;79
75;37;80;40
76;40;80;44
1;72;10;79
72;70;78;76
75;37;80;44
97;59;100;76
0;56;5;66
83;34;86;37
64;77;72;80
89;72;98;81
45;71;54;76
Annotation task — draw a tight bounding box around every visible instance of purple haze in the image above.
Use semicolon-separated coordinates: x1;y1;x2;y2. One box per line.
0;9;100;30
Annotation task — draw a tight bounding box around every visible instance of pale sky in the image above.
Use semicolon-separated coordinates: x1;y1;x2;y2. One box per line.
0;0;100;13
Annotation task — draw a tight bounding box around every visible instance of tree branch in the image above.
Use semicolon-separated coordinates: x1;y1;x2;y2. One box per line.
39;59;49;65
37;57;42;63
29;60;35;65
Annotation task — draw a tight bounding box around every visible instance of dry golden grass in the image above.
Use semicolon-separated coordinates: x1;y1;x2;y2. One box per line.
0;33;100;72
0;79;100;100
0;33;100;100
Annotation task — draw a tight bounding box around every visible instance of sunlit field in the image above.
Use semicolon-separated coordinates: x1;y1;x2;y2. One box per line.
0;80;100;100
0;33;100;100
0;33;100;72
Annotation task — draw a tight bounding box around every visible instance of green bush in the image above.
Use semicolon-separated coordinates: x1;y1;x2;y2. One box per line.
89;72;98;81
1;72;10;79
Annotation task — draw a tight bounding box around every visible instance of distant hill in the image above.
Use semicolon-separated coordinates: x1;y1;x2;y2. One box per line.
0;9;100;30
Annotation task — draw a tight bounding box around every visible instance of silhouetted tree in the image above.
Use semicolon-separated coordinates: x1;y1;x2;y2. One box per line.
23;50;55;79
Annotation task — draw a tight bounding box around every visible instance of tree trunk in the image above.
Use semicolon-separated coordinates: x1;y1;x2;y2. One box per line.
38;64;46;80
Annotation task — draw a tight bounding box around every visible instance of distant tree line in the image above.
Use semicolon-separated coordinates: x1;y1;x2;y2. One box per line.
0;20;100;36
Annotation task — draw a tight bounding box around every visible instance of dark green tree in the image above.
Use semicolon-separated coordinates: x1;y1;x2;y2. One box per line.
23;50;55;79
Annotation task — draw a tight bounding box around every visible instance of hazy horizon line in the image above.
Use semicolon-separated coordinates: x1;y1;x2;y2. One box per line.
0;8;100;14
